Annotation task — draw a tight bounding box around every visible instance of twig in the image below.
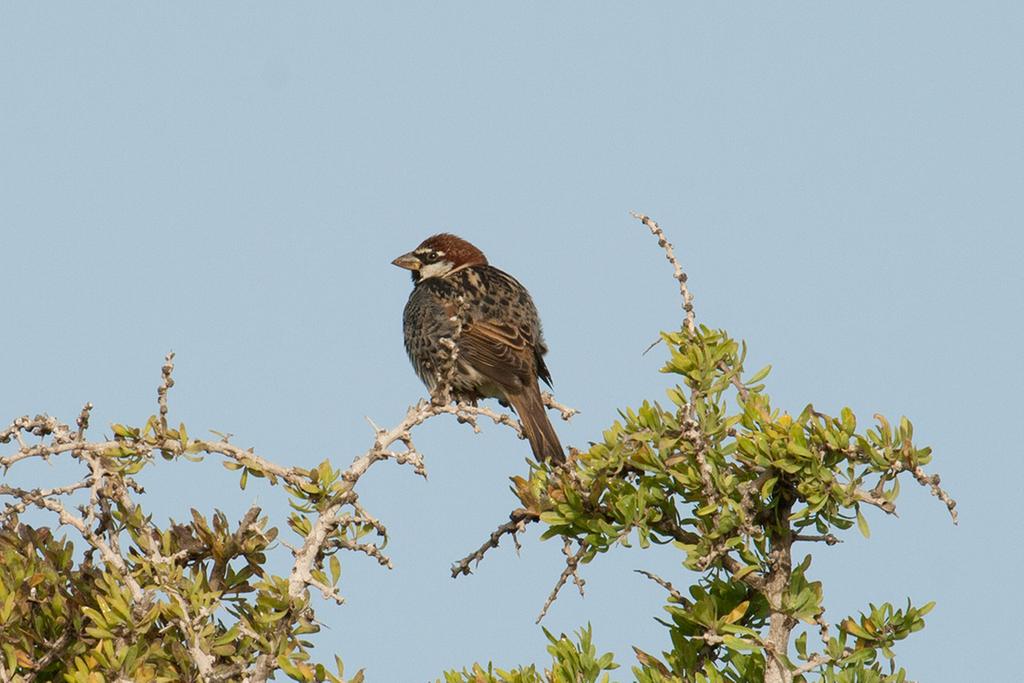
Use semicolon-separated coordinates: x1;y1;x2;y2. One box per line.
792;654;833;676
635;569;686;604
535;539;587;623
630;211;695;334
909;465;958;524
75;402;93;441
541;392;580;422
348;500;389;541
794;533;841;545
0;481;92;522
451;508;537;578
814;608;832;648
445;401;524;438
308;576;345;605
337;539;392;569
158;352;175;426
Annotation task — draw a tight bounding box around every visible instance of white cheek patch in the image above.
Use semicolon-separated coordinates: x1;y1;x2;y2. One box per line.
418;260;454;280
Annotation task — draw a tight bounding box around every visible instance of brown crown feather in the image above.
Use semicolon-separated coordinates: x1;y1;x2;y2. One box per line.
418;233;489;268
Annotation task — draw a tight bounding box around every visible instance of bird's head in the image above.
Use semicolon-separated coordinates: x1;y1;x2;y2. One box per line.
391;233;488;283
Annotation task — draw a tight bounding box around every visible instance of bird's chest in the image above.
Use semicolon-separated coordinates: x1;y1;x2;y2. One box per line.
402;283;463;385
404;282;460;340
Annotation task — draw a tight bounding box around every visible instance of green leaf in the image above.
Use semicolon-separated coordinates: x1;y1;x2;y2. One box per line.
539;511;565;526
747;364;772;384
277;654;302;679
899;416;913;441
841;618;872;640
732;564;759;581
841;407;856;435
774;459;803;474
695;502;718;517
330;554;341;585
787;441;815;460
721;635;758;651
856;506;871;539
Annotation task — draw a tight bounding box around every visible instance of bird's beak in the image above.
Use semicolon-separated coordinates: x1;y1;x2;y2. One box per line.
391;252;421;271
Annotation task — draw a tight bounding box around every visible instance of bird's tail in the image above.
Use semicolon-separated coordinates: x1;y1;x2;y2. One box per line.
508;385;565;464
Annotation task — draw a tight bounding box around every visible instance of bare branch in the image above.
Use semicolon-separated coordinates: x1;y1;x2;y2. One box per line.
541;392;580;422
635;569;686;604
308;576;345;605
451;508;537;578
909;465;958;524
0;481;92;523
814;608;833;649
630;211;696;334
158;352;175;426
794;533;841;545
443;401;523;438
347;500;389;541
337;539;392;569
75;402;93;441
792;654;833;677
535;539;587;623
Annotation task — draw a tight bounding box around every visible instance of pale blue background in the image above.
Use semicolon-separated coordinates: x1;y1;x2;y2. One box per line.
2;3;1022;681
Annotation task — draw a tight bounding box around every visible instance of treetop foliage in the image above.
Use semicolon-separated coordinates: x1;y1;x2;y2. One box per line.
0;214;955;683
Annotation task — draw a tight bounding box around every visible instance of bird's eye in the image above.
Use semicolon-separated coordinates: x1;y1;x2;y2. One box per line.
422;250;439;264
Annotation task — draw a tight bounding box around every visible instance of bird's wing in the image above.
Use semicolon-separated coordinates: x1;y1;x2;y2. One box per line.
460;319;536;391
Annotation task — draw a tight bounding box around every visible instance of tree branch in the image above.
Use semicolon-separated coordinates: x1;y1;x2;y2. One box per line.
631;211;696;334
535;539;587;623
635;569;687;605
451;508;536;578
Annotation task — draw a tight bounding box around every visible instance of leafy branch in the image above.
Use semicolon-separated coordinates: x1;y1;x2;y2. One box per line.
449;213;956;683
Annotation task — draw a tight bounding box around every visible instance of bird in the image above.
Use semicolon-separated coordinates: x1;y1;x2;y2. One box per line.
392;233;565;464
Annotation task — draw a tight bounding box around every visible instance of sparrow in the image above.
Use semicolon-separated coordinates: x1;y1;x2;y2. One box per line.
392;233;565;464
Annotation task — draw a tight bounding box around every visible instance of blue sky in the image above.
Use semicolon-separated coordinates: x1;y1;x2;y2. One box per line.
1;3;1021;681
